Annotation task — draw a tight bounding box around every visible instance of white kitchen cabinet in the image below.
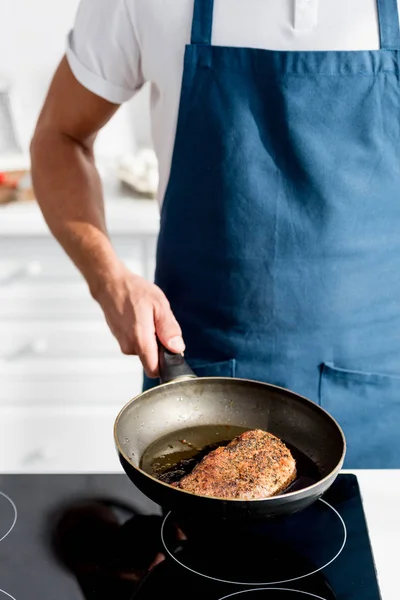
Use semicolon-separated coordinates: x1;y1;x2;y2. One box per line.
0;196;160;470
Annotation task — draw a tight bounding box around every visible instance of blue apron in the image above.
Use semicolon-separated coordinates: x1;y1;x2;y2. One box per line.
145;0;400;469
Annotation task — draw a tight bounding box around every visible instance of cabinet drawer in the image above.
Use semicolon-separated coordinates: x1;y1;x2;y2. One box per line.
0;253;143;286
0;252;144;285
0;236;154;318
0;283;104;319
0;356;143;405
0;321;145;405
0;366;143;406
0;237;152;284
0;321;121;360
0;406;123;472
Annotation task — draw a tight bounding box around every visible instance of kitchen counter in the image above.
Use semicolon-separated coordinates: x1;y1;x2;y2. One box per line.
346;470;399;600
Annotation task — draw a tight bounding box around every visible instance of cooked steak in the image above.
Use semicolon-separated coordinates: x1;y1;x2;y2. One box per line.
173;429;297;499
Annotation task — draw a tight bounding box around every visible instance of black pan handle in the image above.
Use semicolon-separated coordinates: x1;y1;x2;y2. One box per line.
158;342;197;384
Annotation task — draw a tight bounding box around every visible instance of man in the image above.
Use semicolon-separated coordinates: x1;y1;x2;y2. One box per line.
31;0;400;468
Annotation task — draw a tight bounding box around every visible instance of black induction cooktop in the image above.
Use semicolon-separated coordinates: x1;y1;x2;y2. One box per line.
0;474;381;599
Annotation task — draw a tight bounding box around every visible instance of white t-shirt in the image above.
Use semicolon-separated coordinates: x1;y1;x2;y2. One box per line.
66;0;399;206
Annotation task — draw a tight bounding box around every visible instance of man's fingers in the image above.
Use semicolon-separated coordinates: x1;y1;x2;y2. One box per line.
148;552;166;571
136;313;159;378
154;301;185;354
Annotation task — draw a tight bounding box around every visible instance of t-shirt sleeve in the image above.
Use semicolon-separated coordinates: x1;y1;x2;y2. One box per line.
66;0;144;104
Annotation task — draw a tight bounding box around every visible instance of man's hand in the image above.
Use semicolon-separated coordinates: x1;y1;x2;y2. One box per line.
94;264;185;377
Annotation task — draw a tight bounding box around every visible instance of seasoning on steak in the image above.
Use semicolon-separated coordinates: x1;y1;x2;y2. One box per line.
173;429;297;499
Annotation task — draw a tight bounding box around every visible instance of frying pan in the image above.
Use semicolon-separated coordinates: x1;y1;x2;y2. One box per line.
114;348;346;522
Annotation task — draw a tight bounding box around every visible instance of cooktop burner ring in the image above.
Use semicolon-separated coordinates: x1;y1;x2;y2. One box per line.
218;588;328;599
0;492;17;544
161;498;347;587
0;589;16;599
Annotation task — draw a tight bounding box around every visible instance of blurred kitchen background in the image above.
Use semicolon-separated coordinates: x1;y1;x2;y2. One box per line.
0;0;160;473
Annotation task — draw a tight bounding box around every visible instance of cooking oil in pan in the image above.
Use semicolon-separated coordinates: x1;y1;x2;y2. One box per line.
141;425;322;493
141;424;247;484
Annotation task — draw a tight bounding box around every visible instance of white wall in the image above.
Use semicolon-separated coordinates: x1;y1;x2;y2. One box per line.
0;0;152;159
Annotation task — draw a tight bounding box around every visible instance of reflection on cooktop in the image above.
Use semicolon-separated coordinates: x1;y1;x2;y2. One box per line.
161;499;346;586
51;501;177;600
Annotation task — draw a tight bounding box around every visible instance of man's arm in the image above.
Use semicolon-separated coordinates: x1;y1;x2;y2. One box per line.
31;57;119;295
30;58;185;376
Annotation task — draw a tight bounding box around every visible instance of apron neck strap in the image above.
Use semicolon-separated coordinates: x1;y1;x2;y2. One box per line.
377;0;400;49
191;0;215;45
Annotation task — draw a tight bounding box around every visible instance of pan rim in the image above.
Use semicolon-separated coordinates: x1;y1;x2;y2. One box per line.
114;376;347;503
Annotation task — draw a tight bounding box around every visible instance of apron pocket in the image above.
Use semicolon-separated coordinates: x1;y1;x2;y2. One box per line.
320;362;400;469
